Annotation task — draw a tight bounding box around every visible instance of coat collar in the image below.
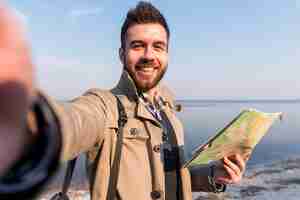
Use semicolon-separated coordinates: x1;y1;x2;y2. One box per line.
113;70;140;101
112;70;175;124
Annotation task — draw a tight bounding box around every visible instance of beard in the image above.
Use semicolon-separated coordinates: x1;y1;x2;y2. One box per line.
124;58;167;93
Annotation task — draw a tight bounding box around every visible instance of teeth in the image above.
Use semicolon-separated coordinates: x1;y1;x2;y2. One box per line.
140;68;154;73
143;68;153;72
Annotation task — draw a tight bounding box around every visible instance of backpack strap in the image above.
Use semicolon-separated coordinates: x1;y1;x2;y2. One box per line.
61;158;77;195
106;95;127;200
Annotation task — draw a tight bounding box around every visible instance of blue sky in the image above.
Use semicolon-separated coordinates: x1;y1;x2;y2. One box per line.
9;0;300;99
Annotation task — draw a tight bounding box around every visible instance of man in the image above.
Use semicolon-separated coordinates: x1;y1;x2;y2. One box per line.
0;1;245;200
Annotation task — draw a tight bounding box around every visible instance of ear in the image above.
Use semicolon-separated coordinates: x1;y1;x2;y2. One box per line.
119;47;124;65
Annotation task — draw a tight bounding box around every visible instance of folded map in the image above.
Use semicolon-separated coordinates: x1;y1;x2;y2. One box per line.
184;109;282;168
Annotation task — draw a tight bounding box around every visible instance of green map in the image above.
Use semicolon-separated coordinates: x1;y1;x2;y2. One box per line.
185;109;282;167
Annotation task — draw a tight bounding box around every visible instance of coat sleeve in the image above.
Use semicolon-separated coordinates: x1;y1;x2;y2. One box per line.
0;90;113;198
189;165;212;192
189;165;226;193
42;89;115;162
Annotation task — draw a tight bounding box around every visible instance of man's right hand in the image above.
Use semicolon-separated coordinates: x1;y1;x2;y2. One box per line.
0;3;35;176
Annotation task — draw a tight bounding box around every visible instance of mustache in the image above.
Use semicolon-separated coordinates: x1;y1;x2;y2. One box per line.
136;59;156;68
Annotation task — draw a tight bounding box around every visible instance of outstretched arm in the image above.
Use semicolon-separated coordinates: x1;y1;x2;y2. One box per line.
0;4;109;199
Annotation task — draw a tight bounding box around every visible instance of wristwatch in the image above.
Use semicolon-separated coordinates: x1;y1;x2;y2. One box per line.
208;164;226;193
0;93;62;199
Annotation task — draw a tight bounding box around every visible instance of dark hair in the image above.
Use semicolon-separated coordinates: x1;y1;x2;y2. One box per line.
120;1;170;49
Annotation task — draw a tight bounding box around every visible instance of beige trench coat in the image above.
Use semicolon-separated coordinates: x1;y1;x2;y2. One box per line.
44;71;212;200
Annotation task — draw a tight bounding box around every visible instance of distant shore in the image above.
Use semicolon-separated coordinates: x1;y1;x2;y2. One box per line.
176;99;300;108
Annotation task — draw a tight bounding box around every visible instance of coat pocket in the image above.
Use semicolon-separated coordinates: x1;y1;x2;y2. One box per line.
122;118;149;140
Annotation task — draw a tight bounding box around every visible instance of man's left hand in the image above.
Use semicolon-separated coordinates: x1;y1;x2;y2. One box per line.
213;154;246;184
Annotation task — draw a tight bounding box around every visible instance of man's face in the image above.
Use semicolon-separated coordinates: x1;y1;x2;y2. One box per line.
120;23;168;92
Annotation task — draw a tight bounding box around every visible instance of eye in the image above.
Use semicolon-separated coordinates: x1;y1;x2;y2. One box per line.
130;42;144;50
153;43;167;52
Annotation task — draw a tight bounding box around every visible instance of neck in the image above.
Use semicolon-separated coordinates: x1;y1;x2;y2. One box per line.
142;86;159;104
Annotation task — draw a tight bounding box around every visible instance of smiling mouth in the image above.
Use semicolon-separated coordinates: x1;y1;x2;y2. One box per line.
136;65;158;76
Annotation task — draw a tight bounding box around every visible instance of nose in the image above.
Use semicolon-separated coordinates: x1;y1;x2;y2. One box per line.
143;46;155;60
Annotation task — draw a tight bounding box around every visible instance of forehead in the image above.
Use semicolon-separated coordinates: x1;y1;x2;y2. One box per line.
125;23;168;44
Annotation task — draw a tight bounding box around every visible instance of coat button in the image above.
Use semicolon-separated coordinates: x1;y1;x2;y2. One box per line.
162;133;168;141
153;145;161;153
130;128;139;136
151;190;161;199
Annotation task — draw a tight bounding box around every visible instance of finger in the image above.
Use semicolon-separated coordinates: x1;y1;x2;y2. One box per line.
223;157;241;177
214;164;234;184
0;6;25;47
229;154;246;172
223;164;238;183
0;5;34;98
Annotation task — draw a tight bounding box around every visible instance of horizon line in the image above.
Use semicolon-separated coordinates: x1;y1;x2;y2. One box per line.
176;99;300;102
